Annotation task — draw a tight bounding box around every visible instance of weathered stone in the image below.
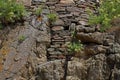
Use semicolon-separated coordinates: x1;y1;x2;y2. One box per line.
36;31;51;44
55;3;74;7
51;44;60;48
111;68;120;80
46;2;57;5
17;0;31;6
84;27;95;33
76;25;85;32
78;20;88;26
60;0;74;4
87;54;110;80
71;12;80;17
77;32;104;44
67;7;80;12
32;0;47;5
47;48;55;52
59;14;73;18
52;26;64;31
81;14;89;19
0;40;2;47
65;61;87;80
53;19;65;26
37;60;64;80
55;7;66;12
107;54;116;69
84;45;107;55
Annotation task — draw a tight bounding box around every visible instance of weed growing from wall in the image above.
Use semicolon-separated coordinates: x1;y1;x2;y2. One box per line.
88;0;120;32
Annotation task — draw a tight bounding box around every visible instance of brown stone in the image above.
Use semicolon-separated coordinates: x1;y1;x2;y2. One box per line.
60;0;74;4
76;32;104;44
17;0;31;6
52;26;64;31
55;7;66;12
0;40;2;46
84;45;107;55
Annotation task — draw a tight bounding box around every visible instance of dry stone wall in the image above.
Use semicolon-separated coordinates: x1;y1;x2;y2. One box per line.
0;0;120;80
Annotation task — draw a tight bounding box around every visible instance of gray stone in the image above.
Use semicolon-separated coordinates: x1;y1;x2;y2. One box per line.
53;19;65;26
59;14;73;18
84;27;95;33
78;20;89;26
47;48;55;52
36;31;51;44
87;54;110;80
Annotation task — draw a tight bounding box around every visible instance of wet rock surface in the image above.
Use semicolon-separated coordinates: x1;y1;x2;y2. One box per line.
0;0;120;80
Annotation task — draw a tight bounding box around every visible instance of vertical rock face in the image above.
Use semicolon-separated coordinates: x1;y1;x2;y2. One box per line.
0;0;120;80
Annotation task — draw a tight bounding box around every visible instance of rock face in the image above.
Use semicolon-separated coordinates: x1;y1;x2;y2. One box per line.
0;0;120;80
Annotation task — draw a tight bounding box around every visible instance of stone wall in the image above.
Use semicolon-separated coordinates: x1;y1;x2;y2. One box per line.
0;0;120;80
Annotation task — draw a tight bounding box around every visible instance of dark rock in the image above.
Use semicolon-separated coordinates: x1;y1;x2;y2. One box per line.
111;68;120;80
107;54;116;69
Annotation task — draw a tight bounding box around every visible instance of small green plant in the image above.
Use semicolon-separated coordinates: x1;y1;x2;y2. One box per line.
35;6;43;17
18;35;26;43
66;30;83;55
67;41;83;53
0;0;26;25
88;0;120;32
47;13;57;23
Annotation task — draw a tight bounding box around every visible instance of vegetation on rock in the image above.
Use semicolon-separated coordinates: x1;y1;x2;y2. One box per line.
35;6;43;17
89;0;120;32
66;31;83;54
18;35;26;43
0;0;26;25
47;13;57;23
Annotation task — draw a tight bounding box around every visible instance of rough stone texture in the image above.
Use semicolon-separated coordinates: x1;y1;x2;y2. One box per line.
0;0;120;80
76;32;104;44
17;0;32;6
0;8;50;79
87;54;110;80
